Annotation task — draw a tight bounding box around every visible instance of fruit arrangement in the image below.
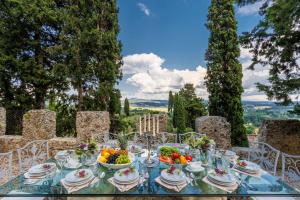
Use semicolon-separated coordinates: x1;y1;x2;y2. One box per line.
159;146;193;165
98;133;132;166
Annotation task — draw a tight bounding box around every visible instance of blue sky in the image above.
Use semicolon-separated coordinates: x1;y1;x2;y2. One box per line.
117;0;268;100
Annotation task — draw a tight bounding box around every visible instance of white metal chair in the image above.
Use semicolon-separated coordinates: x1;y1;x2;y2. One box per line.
232;142;280;176
282;153;300;190
0;151;13;186
179;132;206;144
157;132;177;144
17;140;49;174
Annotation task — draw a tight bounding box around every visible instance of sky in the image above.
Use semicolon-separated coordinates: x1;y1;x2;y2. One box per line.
117;0;269;101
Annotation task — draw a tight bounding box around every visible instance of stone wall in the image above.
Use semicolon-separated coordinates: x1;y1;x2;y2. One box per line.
258;119;300;155
22;109;56;140
195;116;231;149
76;111;110;142
0;107;5;136
0;108;110;155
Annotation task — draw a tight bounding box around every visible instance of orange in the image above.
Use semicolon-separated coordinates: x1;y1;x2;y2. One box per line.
108;148;116;155
179;155;187;165
101;149;108;156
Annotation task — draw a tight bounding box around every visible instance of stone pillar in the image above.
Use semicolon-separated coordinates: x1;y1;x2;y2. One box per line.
195;116;231;149
76;111;110;142
22;109;56;140
0;107;5;136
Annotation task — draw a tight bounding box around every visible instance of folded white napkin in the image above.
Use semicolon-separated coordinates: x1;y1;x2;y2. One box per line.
202;176;238;193
108;177;145;192
231;167;262;178
61;176;99;194
155;176;191;192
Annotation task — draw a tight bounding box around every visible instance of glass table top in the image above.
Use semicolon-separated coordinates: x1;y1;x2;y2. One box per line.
0;155;299;197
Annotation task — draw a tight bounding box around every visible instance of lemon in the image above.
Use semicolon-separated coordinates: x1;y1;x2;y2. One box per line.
98;156;107;163
103;152;110;159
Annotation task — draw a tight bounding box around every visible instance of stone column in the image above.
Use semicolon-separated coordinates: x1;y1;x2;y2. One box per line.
195;116;231;149
0;107;6;136
22;109;56;140
76;111;110;143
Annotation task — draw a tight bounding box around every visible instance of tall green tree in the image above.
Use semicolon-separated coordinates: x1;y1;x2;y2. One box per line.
173;93;186;135
60;0;122;113
124;98;130;116
168;91;173;113
0;0;68;110
237;0;300;114
205;0;248;146
179;83;207;129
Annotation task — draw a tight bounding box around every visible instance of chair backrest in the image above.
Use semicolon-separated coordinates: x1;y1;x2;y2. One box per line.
157;132;177;144
282;153;300;188
179;132;206;144
249;142;280;176
0;151;13;186
17;140;49;173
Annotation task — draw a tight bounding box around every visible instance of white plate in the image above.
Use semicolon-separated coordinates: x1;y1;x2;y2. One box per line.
208;172;236;184
161;169;186;183
186;165;204;173
65;169;92;183
64;159;81;169
236;160;260;173
64;175;94;187
207;175;236;187
114;168;139;183
28;163;56;174
160;176;186;186
114;176;139;185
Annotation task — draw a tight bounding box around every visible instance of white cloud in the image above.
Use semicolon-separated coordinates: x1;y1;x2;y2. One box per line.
137;3;151;16
237;1;264;16
121;51;270;100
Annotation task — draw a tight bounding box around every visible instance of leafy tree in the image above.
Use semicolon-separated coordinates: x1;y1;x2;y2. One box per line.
124;98;130;116
0;0;68;110
60;0;122;113
173;93;186;135
205;0;248;146
179;83;207;129
168;91;174;113
237;0;300;114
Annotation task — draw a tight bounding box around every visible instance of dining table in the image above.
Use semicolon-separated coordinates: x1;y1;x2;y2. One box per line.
0;147;299;198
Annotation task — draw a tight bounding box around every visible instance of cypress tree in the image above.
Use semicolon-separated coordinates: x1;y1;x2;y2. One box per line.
168;91;173;113
205;0;248;146
0;0;68;110
173;93;186;134
124;98;130;116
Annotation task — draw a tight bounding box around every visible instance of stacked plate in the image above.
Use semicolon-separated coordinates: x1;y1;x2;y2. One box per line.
113;168;139;185
26;163;57;179
235;160;260;174
64;169;94;187
186;161;204;173
160;169;187;186
207;172;236;187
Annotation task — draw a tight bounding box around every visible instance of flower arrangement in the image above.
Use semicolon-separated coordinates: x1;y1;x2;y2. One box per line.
197;136;215;151
184;135;215;151
75;139;98;157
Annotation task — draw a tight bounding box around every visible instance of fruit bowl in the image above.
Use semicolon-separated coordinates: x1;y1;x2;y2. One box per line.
97;152;135;170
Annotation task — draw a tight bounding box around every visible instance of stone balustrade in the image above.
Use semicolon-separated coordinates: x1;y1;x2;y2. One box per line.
0;108;110;156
